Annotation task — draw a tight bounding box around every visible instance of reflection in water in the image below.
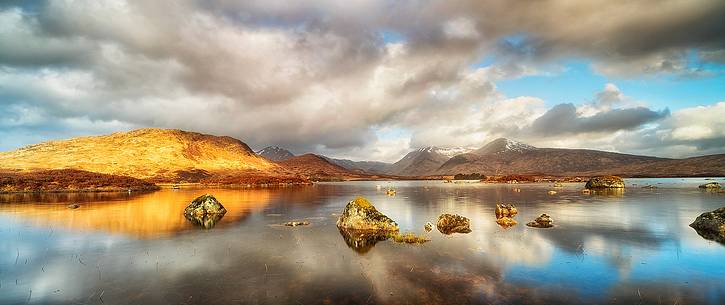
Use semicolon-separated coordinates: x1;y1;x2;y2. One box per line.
338;228;390;254
691;227;725;244
184;213;225;229
0;179;724;304
0;188;272;237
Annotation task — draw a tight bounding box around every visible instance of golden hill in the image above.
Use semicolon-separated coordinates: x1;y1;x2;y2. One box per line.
0;128;282;181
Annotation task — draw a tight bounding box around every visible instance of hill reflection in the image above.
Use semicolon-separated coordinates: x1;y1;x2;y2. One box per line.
0;189;273;238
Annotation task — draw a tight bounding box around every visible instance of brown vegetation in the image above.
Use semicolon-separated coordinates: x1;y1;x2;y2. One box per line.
0;169;159;193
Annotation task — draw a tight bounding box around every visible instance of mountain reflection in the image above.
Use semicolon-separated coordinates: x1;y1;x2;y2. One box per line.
0;188;272;237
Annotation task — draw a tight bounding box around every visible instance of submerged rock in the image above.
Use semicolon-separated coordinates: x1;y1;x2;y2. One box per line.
496;217;517;228
424;222;434;232
385;189;396;196
699;182;721;189
553;182;563;187
67;203;80;209
390;232;430;244
642;185;658;189
284;221;310;227
547;190;557;195
585;176;625;189
437;213;471;234
526;214;554;228
336;197;399;232
689;207;725;244
495;204;518;218
184;194;227;218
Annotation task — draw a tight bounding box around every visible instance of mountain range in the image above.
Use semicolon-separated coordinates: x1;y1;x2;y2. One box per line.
1;129;723;184
258;138;725;177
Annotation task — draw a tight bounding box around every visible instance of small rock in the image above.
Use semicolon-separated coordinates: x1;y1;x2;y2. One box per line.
437;213;471;234
689;207;725;243
385;189;396;196
336;197;399;232
585;176;625;189
496;217;517;228
284;221;310;227
581;189;591;194
642;185;658;189
526;214;554;228
698;182;721;189
424;222;433;232
553;182;563;187
495;203;518;218
67;203;80;209
547;190;557;195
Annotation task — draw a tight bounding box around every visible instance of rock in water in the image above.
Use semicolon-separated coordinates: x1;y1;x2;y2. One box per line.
184;194;227;218
67;203;81;209
495;204;518;218
698;182;721;189
689;207;725;243
284;221;310;227
585;176;625;189
526;214;554;228
424;222;434;232
336;197;399;232
437;213;471;234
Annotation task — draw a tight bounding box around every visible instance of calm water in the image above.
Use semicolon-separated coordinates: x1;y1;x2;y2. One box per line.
1;179;724;305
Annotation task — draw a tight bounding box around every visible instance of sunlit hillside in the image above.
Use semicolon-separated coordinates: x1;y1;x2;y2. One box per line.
0;128;281;180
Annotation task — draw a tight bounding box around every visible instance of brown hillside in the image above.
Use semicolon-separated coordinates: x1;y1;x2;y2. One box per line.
0;128;282;181
277;154;360;180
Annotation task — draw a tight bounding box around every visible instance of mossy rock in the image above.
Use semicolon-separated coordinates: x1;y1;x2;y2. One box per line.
585;176;625;189
184;194;227;218
526;214;554;228
698;182;721;189
336;197;399;232
437;213;471;234
689;207;725;244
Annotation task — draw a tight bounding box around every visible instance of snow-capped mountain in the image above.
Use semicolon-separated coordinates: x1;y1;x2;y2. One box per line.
387;146;472;176
256;146;294;161
417;146;475;158
474;138;536;155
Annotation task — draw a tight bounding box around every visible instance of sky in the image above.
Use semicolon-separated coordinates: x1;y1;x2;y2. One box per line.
0;0;724;163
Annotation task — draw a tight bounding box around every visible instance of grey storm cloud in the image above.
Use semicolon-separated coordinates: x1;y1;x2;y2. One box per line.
528;104;670;135
0;0;723;160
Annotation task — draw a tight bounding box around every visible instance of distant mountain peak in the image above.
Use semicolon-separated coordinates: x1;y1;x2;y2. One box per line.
416;146;474;158
476;138;536;155
256;146;294;161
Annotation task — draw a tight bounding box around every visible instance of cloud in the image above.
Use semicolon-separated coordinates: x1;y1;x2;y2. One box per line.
0;0;722;161
529;103;669;135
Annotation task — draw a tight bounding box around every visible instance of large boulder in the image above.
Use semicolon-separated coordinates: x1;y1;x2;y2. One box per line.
585;176;625;189
698;182;721;189
437;213;471;234
336;197;399;232
526;214;554;228
184;194;227;217
689;207;725;244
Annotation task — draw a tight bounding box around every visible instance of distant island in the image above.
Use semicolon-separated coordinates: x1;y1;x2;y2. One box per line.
0;128;723;192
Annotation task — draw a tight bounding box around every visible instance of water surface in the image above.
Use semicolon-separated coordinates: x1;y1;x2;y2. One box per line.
1;178;724;304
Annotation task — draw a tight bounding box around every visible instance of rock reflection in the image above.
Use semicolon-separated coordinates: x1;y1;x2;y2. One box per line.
184;213;225;229
589;188;625;196
691;228;725;244
338;228;390;254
